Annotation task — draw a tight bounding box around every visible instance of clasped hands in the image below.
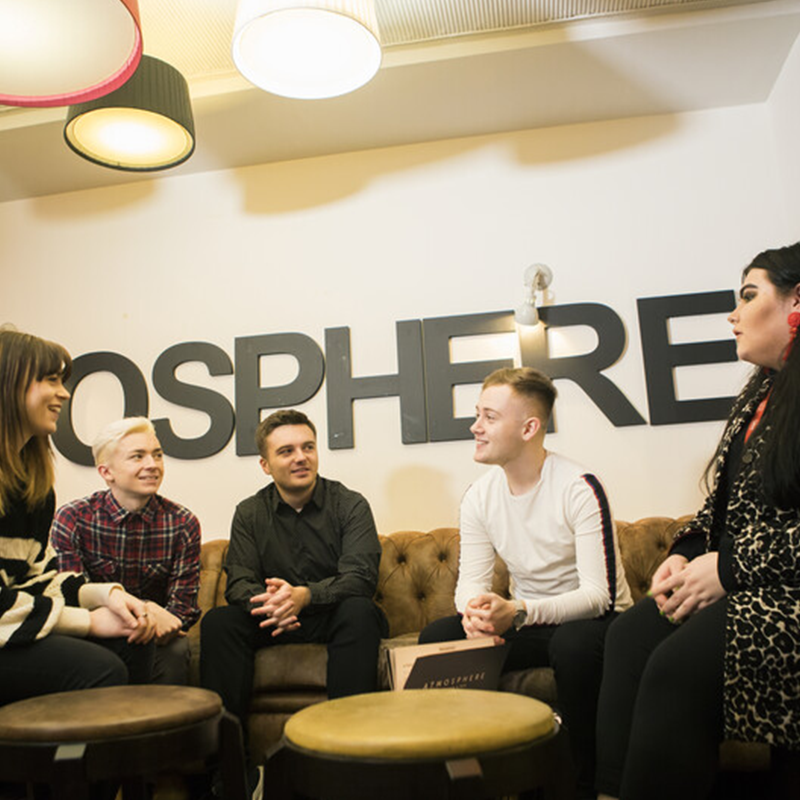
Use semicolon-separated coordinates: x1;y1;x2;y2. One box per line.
649;551;726;623
461;592;515;642
250;578;311;637
88;586;158;644
143;601;184;644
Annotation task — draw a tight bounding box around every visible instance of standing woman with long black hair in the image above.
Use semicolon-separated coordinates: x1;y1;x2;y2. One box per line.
595;242;800;800
0;328;156;705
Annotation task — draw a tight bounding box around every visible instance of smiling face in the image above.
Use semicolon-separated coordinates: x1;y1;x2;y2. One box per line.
260;424;319;501
23;373;70;440
728;267;800;371
98;430;164;511
470;384;540;467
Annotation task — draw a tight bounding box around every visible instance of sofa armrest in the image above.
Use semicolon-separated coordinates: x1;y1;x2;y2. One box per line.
188;538;229;685
198;538;229;614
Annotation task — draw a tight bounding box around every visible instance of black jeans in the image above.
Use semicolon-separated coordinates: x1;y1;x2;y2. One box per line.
0;634;154;706
200;597;388;730
595;597;725;800
419;612;617;799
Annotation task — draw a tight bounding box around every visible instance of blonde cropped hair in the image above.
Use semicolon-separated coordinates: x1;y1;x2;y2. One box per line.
92;417;156;466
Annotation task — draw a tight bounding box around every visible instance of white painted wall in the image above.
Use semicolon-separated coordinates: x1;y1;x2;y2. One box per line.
1;93;797;539
770;26;800;227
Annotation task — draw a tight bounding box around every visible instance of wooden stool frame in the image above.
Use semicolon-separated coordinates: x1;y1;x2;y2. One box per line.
0;704;247;800
264;723;573;800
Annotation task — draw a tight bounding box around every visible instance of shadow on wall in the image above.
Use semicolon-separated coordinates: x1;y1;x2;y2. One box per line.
28;179;157;221
18;36;681;220
0;122;161;213
18;37;681;218
234;109;678;216
383;464;460;533
220;39;680;214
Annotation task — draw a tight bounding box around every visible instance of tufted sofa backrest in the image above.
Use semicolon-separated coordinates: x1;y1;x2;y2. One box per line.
196;515;693;634
195;529;510;639
615;515;693;601
375;528;510;637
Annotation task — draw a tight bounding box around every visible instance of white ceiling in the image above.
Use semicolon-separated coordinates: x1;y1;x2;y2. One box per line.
0;0;798;203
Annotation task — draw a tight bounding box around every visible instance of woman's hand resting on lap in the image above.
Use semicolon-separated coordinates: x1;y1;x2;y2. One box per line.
650;552;726;622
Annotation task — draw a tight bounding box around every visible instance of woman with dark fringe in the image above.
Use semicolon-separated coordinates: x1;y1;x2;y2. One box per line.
0;327;155;706
596;243;800;800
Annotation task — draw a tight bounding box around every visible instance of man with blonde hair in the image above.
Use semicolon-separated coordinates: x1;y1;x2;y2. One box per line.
420;367;632;800
51;417;201;684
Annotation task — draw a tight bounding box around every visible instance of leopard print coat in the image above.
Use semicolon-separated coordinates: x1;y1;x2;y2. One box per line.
676;373;800;748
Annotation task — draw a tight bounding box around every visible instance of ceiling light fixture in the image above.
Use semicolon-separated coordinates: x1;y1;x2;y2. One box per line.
515;264;553;327
0;0;142;108
232;0;382;100
64;55;195;172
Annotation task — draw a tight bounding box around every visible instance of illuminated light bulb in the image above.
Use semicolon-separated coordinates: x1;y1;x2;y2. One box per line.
233;1;381;99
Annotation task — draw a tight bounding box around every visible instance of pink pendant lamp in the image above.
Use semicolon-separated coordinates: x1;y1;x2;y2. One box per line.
0;0;142;108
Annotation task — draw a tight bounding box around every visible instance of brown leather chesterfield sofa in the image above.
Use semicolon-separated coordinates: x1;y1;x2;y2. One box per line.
189;516;767;773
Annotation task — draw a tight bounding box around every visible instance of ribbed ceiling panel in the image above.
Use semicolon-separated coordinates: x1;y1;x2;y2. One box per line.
138;0;773;80
376;0;772;44
140;0;236;79
0;0;775;95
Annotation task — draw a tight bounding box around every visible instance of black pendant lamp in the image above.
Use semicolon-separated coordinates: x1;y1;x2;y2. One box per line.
64;55;195;172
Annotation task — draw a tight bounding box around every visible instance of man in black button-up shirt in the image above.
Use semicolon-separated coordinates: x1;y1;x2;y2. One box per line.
200;408;387;738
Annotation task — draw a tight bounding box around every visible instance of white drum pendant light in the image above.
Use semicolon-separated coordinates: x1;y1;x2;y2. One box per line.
232;0;381;100
0;0;142;108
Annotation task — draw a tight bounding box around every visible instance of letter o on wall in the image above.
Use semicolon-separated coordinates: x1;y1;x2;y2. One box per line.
52;352;149;466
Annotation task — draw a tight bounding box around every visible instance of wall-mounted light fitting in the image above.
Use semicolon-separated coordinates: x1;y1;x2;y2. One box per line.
0;0;142;108
232;0;382;100
515;264;553;327
64;55;195;172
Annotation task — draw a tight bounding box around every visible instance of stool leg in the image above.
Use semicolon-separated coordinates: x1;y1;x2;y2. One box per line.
770;747;800;800
120;777;149;800
262;742;292;800
52;743;91;800
218;711;249;800
543;730;574;800
445;758;483;800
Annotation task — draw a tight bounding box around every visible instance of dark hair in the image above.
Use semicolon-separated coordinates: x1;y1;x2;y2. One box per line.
707;243;800;508
0;328;72;513
255;409;317;457
482;367;557;422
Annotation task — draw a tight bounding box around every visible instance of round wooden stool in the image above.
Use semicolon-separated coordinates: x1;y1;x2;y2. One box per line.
264;689;572;799
0;685;248;800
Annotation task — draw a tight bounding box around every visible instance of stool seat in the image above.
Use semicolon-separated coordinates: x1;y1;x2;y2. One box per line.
267;688;572;799
0;685;221;742
0;685;247;800
285;689;554;759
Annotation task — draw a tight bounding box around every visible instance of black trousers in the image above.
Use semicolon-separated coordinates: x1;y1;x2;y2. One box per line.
0;634;155;706
419;612;617;800
200;597;388;730
152;636;190;685
595;597;726;800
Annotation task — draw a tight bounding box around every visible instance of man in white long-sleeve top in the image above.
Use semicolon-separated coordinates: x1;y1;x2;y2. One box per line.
419;367;632;800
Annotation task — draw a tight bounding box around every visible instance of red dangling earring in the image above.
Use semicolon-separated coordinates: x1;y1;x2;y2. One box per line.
784;311;800;362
